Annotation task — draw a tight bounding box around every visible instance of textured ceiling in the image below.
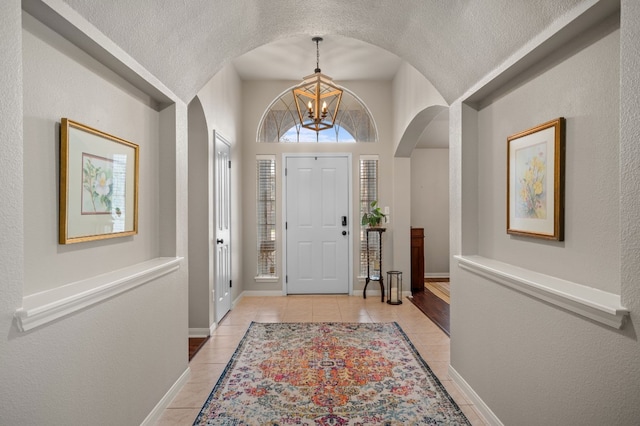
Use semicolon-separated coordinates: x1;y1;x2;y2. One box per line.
232;35;402;81
60;0;586;104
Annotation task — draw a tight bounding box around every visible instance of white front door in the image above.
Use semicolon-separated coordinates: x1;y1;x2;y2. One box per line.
285;155;350;294
214;131;231;323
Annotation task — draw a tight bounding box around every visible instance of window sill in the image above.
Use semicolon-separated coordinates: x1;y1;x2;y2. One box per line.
255;276;279;283
454;255;628;329
15;257;183;332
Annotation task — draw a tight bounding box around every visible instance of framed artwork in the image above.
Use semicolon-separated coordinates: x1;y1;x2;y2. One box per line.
507;117;565;241
59;118;139;244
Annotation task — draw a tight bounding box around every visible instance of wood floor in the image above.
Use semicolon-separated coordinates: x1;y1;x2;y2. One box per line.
409;280;450;335
188;337;210;361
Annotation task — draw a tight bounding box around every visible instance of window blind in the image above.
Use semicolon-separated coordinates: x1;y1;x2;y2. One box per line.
257;158;276;277
359;158;378;276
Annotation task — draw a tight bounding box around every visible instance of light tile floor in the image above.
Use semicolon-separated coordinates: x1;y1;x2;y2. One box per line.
156;295;487;425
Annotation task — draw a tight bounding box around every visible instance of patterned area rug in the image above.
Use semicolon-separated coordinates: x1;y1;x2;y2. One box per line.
194;322;469;425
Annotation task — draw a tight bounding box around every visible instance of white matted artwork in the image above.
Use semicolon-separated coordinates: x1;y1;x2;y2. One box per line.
507;117;565;241
59;118;139;244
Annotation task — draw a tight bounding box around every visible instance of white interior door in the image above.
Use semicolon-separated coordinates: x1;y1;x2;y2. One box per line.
285;156;350;294
214;132;231;323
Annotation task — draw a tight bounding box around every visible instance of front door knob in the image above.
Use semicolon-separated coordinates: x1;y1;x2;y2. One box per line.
342;231;347;236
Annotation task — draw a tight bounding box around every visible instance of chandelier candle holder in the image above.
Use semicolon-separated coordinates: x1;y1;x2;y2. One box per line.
386;271;403;305
293;37;343;133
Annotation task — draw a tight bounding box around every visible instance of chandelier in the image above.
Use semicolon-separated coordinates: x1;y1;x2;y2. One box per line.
292;37;343;133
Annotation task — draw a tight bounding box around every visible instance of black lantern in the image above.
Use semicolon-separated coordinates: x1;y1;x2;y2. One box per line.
386;271;403;305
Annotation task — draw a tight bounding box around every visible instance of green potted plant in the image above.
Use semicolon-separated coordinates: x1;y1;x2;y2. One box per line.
361;201;386;227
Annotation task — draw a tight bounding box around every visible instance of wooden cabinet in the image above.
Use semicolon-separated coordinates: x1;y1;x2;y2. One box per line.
410;228;424;293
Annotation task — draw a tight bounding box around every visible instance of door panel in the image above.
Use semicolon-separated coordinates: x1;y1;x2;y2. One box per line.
214;132;231;323
298;242;313;280
322;242;337;279
286;156;349;294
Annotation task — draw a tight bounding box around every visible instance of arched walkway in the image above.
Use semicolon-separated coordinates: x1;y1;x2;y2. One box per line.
395;105;448;157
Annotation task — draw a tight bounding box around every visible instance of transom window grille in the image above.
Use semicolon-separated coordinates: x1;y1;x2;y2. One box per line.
359;156;379;276
258;87;378;143
257;156;276;277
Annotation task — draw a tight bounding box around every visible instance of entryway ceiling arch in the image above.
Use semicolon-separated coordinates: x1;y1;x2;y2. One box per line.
61;0;588;103
395;105;449;157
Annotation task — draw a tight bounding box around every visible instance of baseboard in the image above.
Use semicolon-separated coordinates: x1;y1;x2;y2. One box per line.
232;292;244;309
241;290;284;297
240;290;411;299
140;366;191;426
448;365;502;426
189;328;210;337
424;272;450;279
361;289;381;297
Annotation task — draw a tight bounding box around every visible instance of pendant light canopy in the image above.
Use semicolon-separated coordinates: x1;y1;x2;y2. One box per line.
292;37;343;133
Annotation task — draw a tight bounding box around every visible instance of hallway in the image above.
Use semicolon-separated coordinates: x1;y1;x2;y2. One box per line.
157;295;486;425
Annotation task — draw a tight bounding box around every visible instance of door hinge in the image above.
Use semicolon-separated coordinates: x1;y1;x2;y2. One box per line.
229;280;232;288
285;222;287;230
286;275;288;283
285;168;287;176
228;160;231;168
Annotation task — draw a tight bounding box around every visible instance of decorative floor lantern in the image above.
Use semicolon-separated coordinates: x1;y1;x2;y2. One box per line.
292;37;343;133
386;271;403;305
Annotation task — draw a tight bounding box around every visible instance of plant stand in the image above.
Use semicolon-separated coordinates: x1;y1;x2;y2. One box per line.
363;227;386;302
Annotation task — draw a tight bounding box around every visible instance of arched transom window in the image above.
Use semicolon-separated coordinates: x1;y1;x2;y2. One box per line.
257;87;378;143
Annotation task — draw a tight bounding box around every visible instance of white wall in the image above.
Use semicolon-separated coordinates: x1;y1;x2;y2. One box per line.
476;27;620;290
451;6;640;424
391;63;449;278
392;62;447;156
411;149;450;275
198;64;244;301
392;61;447;144
391;157;412;281
22;14;162;295
188;97;210;330
0;5;189;425
0;1;26;422
193;64;244;326
620;0;640;327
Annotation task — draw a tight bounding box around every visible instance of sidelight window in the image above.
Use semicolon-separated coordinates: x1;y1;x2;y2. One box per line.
257;156;277;277
359;156;379;276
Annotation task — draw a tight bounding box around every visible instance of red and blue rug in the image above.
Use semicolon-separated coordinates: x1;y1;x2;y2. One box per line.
194;322;470;425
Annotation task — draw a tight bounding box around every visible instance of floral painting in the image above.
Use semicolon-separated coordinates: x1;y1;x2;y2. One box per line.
59;118;138;244
515;143;547;219
507;117;564;241
82;154;114;214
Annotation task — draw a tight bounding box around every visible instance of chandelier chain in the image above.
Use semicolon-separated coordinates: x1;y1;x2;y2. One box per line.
313;36;322;73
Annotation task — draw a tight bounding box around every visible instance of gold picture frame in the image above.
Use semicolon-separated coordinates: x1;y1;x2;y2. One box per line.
59;118;139;244
507;117;565;241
